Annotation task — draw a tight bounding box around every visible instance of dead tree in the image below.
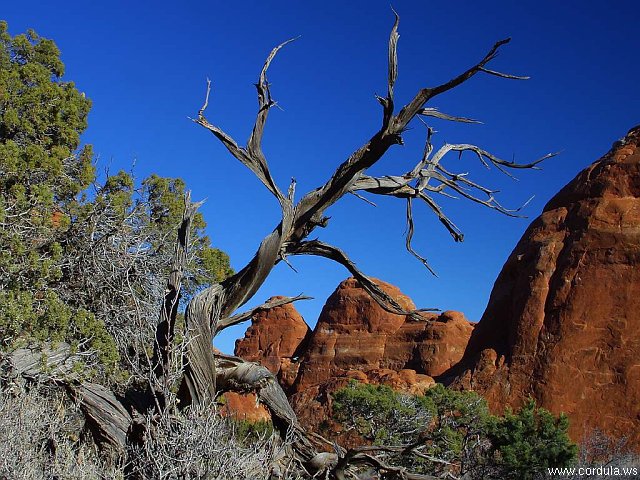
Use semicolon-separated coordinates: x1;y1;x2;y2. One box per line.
169;11;553;477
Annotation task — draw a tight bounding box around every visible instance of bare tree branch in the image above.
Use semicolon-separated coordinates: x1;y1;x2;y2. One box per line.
376;9;400;129
345;128;557;272
0;344;132;453
182;284;224;406
394;38;513;130
213;353;326;465
291;36;526;247
195;81;260;186
195;34;297;207
478;66;529;79
419;107;481;124
216;293;312;332
406;196;437;275
70;382;132;453
154;192;202;382
287;239;435;320
247;37;299;206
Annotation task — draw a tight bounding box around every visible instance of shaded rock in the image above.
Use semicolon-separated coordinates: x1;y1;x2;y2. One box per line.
446;126;640;449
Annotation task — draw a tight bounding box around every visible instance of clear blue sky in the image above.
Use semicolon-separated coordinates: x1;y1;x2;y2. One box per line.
4;1;639;353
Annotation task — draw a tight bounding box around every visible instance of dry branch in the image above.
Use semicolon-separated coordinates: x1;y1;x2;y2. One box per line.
287;240;435;319
69;382;132;452
181;9;552;477
0;342;80;382
154;192;202;383
217;294;312;332
214;353;329;467
0;344;132;452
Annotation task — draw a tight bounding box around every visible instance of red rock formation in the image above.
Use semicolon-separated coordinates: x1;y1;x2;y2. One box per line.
220;392;271;423
288;277;473;429
293;278;473;390
233;278;474;431
447;126;640;449
235;296;311;391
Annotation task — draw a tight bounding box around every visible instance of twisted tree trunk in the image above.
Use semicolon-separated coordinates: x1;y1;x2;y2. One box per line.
171;10;550;477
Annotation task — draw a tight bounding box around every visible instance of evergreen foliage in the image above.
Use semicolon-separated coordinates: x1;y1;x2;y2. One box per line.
332;381;577;479
333;382;432;445
486;398;578;479
0;22;232;383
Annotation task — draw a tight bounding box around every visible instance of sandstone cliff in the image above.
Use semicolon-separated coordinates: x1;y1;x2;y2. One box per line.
293;278;472;390
446;126;640;448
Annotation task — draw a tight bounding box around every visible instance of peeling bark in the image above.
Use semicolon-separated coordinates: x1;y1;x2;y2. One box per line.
153;192;203;383
69;382;131;452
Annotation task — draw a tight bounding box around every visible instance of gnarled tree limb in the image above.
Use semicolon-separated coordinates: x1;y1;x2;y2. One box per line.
286;239;435;320
180;10;552;477
216;294;312;333
0;344;132;453
213;353;331;468
347;131;557;270
154;192;202;384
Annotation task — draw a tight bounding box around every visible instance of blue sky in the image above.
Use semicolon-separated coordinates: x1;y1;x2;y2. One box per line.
3;1;639;353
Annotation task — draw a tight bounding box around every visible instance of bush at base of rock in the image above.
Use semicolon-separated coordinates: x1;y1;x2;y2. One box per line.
331;381;577;479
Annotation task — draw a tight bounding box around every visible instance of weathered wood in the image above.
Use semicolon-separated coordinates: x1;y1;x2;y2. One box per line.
214;353;324;465
0;342;79;383
154;192;202;386
216;294;312;332
0;344;132;452
70;382;132;452
181;284;224;406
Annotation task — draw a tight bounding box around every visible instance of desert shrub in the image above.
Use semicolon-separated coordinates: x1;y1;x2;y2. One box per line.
0;387;125;479
332;381;578;479
0;386;304;480
233;419;275;444
486;398;577;479
550;429;639;480
128;406;296;480
332;382;432;445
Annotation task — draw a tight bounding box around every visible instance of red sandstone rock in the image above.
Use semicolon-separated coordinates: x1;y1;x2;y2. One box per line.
235;296;311;391
447;126;640;450
234;277;473;431
288;277;472;430
219;392;271;423
293;278;473;391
